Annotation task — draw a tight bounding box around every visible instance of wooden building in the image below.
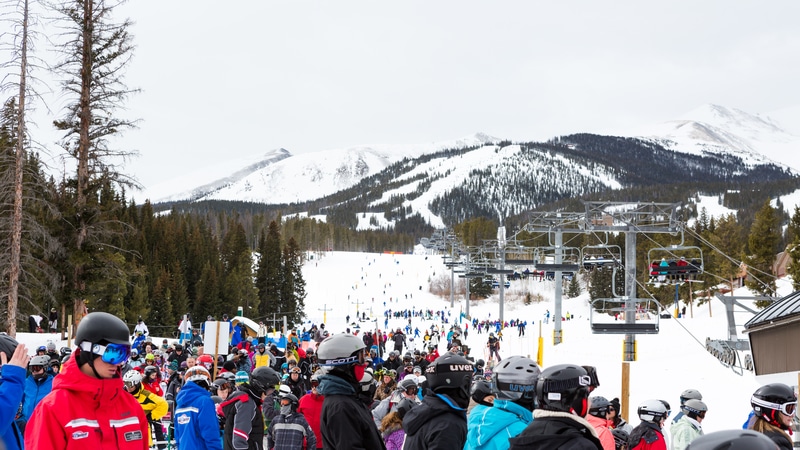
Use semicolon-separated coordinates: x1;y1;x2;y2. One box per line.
744;291;800;375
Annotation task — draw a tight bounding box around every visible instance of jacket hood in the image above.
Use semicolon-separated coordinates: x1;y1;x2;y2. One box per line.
469;399;532;446
404;392;465;436
317;374;356;396
176;380;209;405
52;352;127;406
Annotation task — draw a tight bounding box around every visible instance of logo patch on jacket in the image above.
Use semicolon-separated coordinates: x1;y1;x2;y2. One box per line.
177;414;191;425
124;430;143;442
72;431;89;440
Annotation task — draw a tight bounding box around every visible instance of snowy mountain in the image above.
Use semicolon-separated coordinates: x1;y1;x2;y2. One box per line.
628;104;800;173
150;133;500;204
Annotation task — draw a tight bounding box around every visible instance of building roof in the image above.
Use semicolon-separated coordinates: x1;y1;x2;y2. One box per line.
744;291;800;331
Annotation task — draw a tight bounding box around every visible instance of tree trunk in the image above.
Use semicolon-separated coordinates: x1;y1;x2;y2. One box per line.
7;0;30;337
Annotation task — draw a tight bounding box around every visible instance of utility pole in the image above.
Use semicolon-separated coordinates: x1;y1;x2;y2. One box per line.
318;304;333;324
351;298;364;318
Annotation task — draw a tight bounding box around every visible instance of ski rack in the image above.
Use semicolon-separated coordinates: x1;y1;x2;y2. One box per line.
705;294;765;374
590;297;660;334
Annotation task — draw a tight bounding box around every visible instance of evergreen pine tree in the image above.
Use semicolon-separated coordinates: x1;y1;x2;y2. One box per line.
745;201;781;297
786;206;800;292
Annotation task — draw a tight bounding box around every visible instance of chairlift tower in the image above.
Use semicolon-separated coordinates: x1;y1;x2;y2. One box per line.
582;201;682;361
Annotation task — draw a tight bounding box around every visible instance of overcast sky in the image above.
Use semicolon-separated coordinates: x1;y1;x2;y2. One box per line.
29;1;800;199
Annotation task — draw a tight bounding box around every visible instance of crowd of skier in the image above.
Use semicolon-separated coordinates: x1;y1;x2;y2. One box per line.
0;308;795;450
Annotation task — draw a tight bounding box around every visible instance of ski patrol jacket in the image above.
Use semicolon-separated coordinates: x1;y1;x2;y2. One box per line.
23;354;149;450
174;381;223;450
317;374;386;450
508;409;603;450
0;364;26;450
465;399;532;450
402;390;468;450
22;373;54;421
220;384;264;450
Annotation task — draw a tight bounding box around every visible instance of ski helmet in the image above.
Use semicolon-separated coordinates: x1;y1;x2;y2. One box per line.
536;364;592;417
751;383;797;430
685;429;778;450
424;352;473;408
185;366;211;389
391;398;416;420
638;399;668;423
316;334;366;366
249;366;281;396
588;396;611;418
397;377;418;394
29;355;51;368
197;354;214;371
679;388;703;404
0;334;18;360
144;365;159;378
683;399;708;420
123;370;143;390
610;428;629;449
491;356;540;409
76;312;130;346
470;379;494;407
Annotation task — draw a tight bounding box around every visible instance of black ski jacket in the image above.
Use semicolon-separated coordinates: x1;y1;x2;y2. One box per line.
509;409;603;450
317;374;386;450
403;390;467;450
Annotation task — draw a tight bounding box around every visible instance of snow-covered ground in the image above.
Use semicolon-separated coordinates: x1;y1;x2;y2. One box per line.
13;249;798;437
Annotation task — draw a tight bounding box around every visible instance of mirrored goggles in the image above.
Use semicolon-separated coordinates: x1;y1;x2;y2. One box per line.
82;341;131;365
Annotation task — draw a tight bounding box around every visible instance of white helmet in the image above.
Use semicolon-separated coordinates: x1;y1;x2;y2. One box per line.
185;366;211;389
638;399;668;423
123;370;143;389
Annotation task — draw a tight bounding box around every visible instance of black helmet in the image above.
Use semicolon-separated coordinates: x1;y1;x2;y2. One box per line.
424;352;473;407
536;364;592;416
0;334;19;358
470;379;494;407
250;366;281;396
588;396;611;418
279;392;299;405
475;359;485;368
76;312;130;346
637;399;668;423
391;398;416;420
685;429;779;450
751;383;797;430
492;356;540;409
610;428;629;449
397;377;418;393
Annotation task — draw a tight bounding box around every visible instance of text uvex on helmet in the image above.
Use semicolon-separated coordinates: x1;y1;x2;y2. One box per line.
536;364;592;417
685;429;778;450
249;366;281;396
316;334;366;366
470;379;494;407
185;366;212;389
424;352;474;407
751;382;797;430
588;396;612;418
638;399;668;423
683;399;708;420
491;356;540;409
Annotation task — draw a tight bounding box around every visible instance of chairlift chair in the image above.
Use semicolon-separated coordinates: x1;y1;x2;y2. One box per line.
589;298;660;334
646;243;703;285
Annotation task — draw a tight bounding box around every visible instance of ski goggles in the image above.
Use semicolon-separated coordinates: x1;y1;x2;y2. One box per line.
81;341;131;365
752;396;797;416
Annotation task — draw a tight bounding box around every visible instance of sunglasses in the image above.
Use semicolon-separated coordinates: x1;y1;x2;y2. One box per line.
30;366;45;373
81;342;131;365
